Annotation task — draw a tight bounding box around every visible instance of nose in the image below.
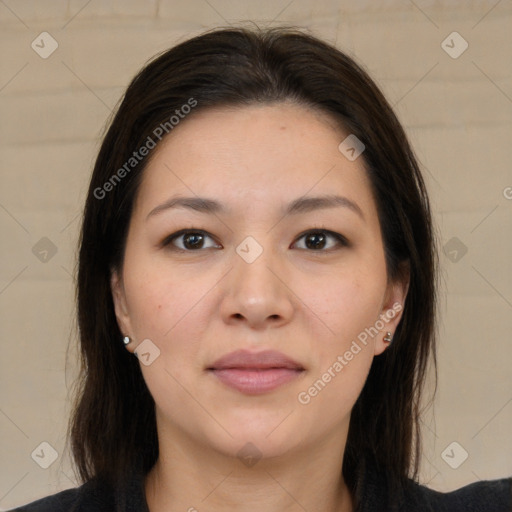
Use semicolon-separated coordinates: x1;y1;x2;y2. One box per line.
219;241;294;330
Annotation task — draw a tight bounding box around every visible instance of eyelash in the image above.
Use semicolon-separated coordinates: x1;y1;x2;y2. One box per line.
161;228;349;253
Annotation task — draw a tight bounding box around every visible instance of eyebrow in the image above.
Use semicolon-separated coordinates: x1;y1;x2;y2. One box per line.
146;194;365;221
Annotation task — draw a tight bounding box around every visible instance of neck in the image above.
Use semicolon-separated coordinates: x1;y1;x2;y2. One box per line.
144;418;354;512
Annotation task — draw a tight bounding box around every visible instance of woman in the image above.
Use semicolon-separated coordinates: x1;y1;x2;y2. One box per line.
12;26;511;512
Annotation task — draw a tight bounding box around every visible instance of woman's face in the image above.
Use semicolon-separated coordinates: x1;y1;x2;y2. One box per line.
111;102;408;460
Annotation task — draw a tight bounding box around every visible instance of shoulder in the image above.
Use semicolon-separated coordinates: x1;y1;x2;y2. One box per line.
361;460;512;512
401;474;512;512
8;471;148;512
7;477;115;512
8;487;82;511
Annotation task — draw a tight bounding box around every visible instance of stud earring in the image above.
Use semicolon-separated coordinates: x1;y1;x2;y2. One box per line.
383;332;393;344
123;336;131;346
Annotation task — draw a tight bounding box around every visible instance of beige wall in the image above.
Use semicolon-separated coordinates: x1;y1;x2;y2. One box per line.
1;0;511;508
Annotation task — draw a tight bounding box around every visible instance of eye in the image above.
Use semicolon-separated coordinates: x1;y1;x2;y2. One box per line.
162;228;348;253
292;229;348;251
162;230;221;251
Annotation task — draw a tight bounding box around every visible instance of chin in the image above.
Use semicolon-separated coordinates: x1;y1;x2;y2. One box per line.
205;412;303;459
209;434;299;465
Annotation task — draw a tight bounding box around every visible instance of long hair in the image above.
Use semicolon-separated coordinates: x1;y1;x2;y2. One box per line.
69;25;439;510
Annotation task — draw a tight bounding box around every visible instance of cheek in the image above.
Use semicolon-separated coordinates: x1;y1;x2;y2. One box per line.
296;255;387;416
295;273;383;426
301;263;386;346
124;272;201;341
121;237;198;333
121;252;218;377
119;258;164;342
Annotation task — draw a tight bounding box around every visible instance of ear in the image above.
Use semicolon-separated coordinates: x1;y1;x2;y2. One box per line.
374;261;410;356
110;268;135;352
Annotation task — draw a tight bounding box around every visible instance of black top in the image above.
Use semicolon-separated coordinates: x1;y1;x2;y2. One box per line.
9;461;512;512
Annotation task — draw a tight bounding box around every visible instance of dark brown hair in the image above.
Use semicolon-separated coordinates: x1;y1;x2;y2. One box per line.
69;25;439;510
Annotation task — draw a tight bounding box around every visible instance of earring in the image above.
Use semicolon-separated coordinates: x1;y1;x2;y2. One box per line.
123;336;131;346
383;332;393;344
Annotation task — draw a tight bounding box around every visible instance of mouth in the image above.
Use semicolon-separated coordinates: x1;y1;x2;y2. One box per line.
206;349;305;395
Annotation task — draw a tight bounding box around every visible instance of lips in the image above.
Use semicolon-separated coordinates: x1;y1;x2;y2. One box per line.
207;349;305;395
207;349;304;371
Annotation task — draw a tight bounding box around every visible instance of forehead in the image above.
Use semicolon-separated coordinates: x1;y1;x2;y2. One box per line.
133;102;378;224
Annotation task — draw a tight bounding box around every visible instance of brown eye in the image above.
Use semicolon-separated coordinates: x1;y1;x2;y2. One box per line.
293;230;348;251
163;230;221;251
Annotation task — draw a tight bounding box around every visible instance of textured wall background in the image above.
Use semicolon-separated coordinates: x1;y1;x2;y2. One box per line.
1;0;511;509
